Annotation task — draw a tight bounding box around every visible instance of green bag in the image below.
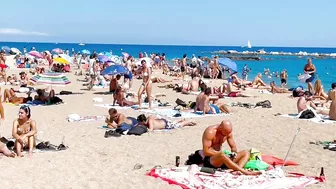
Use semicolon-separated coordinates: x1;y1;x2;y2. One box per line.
244;160;269;170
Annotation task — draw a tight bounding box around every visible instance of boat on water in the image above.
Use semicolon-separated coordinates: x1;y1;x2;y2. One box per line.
79;43;85;46
247;40;252;48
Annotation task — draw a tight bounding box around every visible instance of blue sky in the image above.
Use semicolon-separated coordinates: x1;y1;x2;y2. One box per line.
0;0;335;47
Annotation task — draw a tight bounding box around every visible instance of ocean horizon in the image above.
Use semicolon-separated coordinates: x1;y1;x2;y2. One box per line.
1;41;335;89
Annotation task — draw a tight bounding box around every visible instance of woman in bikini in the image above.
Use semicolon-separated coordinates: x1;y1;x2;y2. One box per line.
313;79;328;100
137;60;152;109
303;58;316;93
113;86;138;107
212;56;220;79
12;105;37;157
3;88;32;105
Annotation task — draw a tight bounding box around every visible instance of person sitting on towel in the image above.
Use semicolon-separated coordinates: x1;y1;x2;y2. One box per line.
113;86;138;107
297;91;329;115
12;105;37;157
252;73;267;88
182;73;200;94
105;108;137;129
3;88;32;105
136;114;196;131
197;87;229;114
200;120;261;175
34;86;56;103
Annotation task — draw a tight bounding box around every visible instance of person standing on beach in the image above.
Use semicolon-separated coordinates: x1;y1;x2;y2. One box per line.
241;64;250;81
280;69;288;88
137;60;152;109
181;54;187;80
200;120;261;175
303;58;316;93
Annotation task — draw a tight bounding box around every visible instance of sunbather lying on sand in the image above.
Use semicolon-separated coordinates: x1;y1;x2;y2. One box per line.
12;106;37;157
231;74;252;88
196;87;230;114
34;87;55;103
105;108;138;129
270;81;290;94
136;114;196;131
226;81;254;97
297;91;329;116
0;142;15;157
113;86;138;107
200;120;261;175
3;88;32;105
151;76;171;83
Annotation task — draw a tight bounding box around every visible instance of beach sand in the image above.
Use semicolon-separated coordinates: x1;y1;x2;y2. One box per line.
0;64;334;188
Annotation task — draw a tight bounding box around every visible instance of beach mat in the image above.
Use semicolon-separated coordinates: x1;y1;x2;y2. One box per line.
147;167;322;189
262;155;299;166
67;114;106;122
280;114;336;124
139;108;228;118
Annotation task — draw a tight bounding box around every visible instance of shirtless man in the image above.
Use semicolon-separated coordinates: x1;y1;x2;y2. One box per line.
297;91;318;113
105;108;137;129
136;114;196;131
252;73;267;88
182;73;200;93
3;88;32;105
280;69;288;88
328;90;336;120
113;86;137;107
198;87;230;114
109;74;121;93
270;81;290;94
201;120;261;175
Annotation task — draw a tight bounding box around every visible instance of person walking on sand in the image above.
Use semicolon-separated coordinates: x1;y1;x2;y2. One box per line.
303;58;316;93
137;60;152;109
12;106;37;157
181;54;187;80
280;69;288;88
199;120;261;175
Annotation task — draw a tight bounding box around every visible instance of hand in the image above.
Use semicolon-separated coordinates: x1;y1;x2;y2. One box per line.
105;118;110;124
230;152;237;160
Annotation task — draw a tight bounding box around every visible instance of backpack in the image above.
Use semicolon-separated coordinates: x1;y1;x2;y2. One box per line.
299;109;316;119
175;98;187;107
49;96;63;105
127;125;148;136
115;123;133;134
255;100;272;108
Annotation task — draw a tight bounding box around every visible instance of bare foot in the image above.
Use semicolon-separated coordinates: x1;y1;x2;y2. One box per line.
28;151;33;158
8;153;16;158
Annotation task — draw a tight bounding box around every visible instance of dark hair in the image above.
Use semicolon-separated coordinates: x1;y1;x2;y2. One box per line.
36;89;43;96
183;54;187;58
137;114;147;122
20;105;31;118
191;73;196;79
204;87;212;95
332;83;336;89
116;74;121;79
199;83;207;92
304;91;312;96
108;108;117;114
141;60;146;64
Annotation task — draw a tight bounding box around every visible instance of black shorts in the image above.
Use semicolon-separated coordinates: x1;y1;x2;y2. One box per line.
181;66;185;72
203;156;227;169
281;79;287;84
190;64;197;68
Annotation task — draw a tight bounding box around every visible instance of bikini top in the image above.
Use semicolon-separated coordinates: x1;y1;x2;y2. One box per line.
143;72;148;77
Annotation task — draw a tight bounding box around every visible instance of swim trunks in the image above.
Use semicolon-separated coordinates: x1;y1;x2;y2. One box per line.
181;66;185;72
203;156;227;169
208;104;220;114
228;92;238;97
124;71;133;80
164;120;181;129
281;79;287;84
306;73;315;83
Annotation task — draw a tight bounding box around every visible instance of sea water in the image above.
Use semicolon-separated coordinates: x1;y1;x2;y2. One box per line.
1;42;335;89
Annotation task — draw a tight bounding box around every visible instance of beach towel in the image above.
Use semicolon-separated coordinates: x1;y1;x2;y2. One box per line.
259;90;272;94
147;166;322;189
139;108;228;118
262;155;299;166
94;102;159;110
280;113;336;124
67;114;106;122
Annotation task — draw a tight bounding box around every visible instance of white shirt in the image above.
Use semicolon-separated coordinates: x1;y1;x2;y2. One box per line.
89;59;95;74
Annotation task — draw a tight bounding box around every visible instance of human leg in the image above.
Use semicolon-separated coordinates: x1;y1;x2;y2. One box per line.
137;85;145;108
146;83;152;109
15;140;23;157
232;150;250;168
27;136;36;157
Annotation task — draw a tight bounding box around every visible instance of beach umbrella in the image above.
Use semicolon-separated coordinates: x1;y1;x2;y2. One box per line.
218;58;237;72
1;46;10;52
101;65;128;76
58;54;73;64
110;55;123;64
98;55;112;63
53;58;69;64
10;48;21;54
29;51;44;59
81;49;91;54
30;72;71;86
52;48;63;54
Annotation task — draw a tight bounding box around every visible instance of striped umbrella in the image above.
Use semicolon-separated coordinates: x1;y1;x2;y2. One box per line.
52;48;63;54
29;51;44;59
30;72;71;86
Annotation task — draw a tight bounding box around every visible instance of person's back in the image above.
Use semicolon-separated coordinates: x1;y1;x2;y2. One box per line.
189;78;199;92
329;90;336;120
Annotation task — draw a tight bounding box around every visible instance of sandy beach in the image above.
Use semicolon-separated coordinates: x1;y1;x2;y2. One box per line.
0;65;334;189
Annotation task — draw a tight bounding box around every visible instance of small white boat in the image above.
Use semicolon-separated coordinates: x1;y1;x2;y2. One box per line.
247;40;252;48
79;43;85;46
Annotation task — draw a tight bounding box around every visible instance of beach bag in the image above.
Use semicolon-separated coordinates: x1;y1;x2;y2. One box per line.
48;96;63;105
188;101;196;109
244;160;269;171
299;109;315;119
127;125;148;136
175;98;187;107
249;148;262;161
60;91;73;95
185;150;204;165
255;100;272;108
116;123;133;134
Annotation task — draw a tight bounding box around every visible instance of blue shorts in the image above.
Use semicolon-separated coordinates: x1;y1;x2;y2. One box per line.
306;74;315;83
124;71;133;80
127;117;138;126
208;104;220;114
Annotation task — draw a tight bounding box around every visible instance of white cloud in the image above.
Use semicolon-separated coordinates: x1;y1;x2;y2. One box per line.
0;28;49;36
